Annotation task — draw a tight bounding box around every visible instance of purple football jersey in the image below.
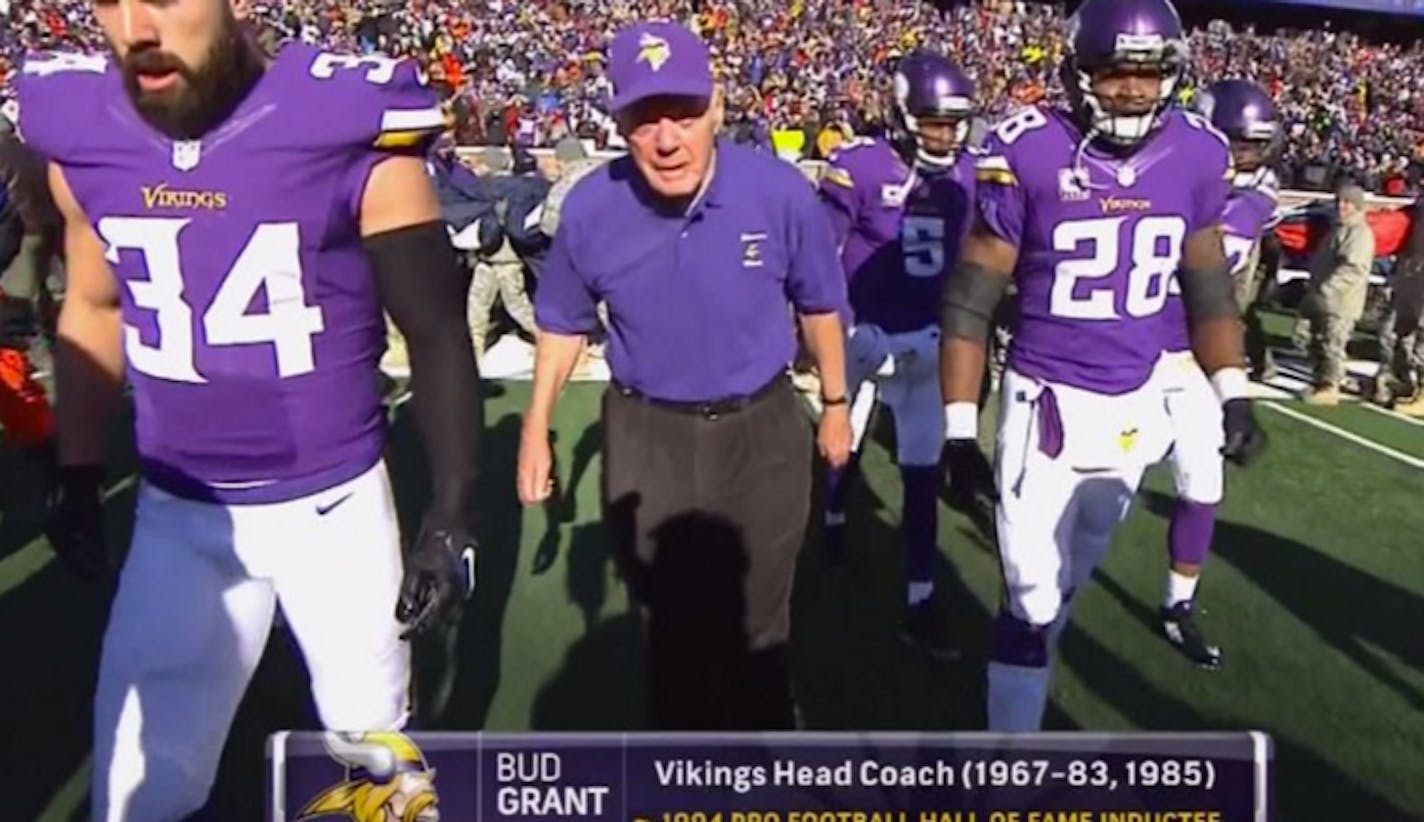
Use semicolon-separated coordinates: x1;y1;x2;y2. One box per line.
819;137;974;333
18;44;444;503
976;106;1231;393
1161;168;1280;352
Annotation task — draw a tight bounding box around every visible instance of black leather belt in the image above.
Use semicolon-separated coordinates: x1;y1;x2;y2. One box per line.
612;374;784;420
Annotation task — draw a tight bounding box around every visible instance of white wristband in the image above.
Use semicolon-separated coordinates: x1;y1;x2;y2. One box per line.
945;402;979;440
1210;367;1249;404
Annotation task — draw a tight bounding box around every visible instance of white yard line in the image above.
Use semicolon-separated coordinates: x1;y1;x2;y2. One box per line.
1261;402;1424;470
1357;400;1424;428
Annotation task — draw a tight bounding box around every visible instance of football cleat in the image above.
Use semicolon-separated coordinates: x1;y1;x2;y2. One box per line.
1161;601;1223;669
901;600;961;661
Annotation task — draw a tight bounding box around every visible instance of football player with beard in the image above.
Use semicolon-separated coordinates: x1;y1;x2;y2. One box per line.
938;0;1266;730
19;0;481;815
1144;78;1281;671
818;51;977;658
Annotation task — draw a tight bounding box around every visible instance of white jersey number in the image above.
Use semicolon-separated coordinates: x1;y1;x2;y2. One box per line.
902;216;946;278
994;107;1049;146
309;52;401;85
1049;216;1187;320
98;217;325;383
1223;232;1257;276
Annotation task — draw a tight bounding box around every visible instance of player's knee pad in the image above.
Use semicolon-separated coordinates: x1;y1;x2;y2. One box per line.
892;359;945;467
1173;464;1223;507
895;408;945;466
991;610;1050;669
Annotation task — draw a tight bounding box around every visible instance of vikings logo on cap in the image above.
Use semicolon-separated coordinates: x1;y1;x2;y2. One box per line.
296;731;440;822
636;32;672;72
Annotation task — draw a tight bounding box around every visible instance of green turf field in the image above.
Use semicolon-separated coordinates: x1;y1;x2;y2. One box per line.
2;379;1421;821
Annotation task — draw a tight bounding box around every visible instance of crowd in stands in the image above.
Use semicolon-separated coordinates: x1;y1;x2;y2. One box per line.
3;0;1424;193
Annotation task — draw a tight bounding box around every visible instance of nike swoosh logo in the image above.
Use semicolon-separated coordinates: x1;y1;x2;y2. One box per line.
315;492;354;516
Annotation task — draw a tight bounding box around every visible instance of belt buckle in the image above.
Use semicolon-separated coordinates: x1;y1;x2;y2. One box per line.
701;402;722;421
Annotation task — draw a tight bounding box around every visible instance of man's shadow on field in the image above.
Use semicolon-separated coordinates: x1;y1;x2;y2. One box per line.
786;408;1076;733
385;405;525;730
1137;490;1423;711
530;423;602;576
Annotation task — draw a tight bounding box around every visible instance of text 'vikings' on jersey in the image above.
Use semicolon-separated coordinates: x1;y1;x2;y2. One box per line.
18;43;445;503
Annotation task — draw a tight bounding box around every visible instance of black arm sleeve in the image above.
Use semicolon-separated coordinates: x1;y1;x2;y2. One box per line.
940;260;1011;342
1178;262;1238;325
365;221;482;530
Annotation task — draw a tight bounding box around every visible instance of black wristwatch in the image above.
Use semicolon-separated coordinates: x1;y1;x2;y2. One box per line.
821;394;849;407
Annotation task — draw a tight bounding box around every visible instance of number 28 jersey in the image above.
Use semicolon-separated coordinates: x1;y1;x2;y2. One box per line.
975;106;1231;395
18;43;444;503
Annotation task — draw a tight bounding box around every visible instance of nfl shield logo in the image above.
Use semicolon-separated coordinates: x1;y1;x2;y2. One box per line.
171;140;202;172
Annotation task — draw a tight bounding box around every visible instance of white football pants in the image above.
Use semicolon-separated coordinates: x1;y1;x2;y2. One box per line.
92;461;410;822
989;366;1174;730
994;365;1174;627
1156;349;1225;505
845;323;945;466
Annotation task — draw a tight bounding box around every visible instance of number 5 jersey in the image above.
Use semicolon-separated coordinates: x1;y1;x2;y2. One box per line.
18;43;445;503
974;105;1232;395
819;136;976;334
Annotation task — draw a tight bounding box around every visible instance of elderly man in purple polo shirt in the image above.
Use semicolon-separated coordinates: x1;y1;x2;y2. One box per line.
516;19;852;730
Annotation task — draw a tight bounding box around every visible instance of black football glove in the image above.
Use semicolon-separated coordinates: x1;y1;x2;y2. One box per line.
44;464;108;580
942;438;998;512
1221;398;1268;466
396;519;477;640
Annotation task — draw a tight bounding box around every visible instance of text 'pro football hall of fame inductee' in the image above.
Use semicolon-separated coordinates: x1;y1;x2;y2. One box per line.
937;0;1268;733
19;0;484;816
518;20;852;731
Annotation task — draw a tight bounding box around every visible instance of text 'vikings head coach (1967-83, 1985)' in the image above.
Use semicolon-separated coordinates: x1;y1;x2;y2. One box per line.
516;19;852;730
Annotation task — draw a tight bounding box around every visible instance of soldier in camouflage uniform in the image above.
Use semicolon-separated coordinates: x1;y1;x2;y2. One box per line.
1373;199;1424;414
1375;259;1424;412
469;149;539;355
1304;183;1375;405
469;231;537;355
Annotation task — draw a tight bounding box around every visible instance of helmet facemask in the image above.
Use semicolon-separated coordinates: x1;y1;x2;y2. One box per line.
1066;32;1188;147
890;58;976;170
900;107;973;169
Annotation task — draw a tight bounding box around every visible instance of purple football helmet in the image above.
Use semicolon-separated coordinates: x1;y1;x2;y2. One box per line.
890;51;977;169
1061;0;1189;146
1196;79;1280;172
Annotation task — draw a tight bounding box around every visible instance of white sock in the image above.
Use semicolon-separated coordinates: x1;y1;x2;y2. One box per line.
908;581;933;606
1165;570;1199;608
987;661;1051;732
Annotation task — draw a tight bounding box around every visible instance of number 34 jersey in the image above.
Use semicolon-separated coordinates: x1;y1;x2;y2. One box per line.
18;43;444;503
975;106;1231;395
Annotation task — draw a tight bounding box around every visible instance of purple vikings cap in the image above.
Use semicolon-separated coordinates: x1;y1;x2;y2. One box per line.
608;20;714;113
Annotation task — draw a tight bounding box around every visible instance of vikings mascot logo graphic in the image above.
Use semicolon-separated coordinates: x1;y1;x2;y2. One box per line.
636;32;671;72
296;732;440;822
